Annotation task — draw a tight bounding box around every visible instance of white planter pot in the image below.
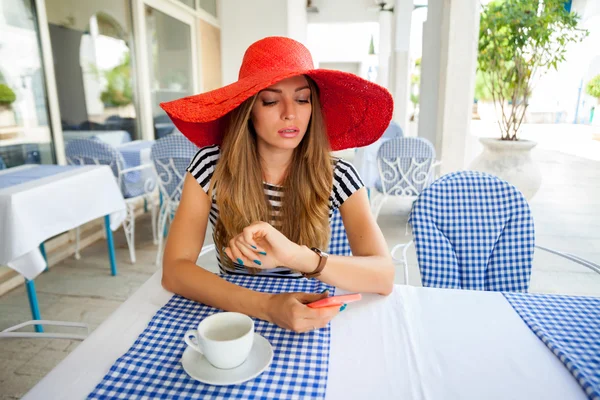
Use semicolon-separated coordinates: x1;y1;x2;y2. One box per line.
468;138;542;201
0;107;15;127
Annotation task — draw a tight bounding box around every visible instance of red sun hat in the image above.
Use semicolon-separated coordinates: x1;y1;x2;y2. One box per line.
160;36;394;151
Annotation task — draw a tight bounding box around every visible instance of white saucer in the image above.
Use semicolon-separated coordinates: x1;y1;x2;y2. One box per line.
181;333;273;386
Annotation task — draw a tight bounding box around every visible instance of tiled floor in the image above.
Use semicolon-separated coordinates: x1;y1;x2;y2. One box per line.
1;141;599;399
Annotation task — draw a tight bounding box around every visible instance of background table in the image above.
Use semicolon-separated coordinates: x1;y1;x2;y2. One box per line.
117;140;154;169
0;165;127;327
25;271;586;400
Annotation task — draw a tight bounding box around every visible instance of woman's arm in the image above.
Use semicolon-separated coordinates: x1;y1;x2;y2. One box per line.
226;187;395;295
291;187;395;295
162;173;339;332
161;173;271;319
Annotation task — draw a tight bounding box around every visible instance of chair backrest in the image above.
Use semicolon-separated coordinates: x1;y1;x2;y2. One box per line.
327;209;351;256
381;121;404;140
409;171;534;292
151;133;199;203
65;138;141;197
65;138;123;176
376;137;436;196
0;155;6;170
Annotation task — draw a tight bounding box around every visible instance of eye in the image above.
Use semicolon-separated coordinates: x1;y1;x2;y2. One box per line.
297;99;310;104
262;100;278;106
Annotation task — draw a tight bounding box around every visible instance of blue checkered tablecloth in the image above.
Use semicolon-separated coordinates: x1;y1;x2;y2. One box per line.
118;140;154;169
0;165;81;189
504;292;600;400
88;275;335;399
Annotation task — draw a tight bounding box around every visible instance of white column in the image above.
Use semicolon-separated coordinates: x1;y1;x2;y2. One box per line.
131;0;154;141
417;0;480;173
34;0;65;164
392;0;413;129
377;9;394;90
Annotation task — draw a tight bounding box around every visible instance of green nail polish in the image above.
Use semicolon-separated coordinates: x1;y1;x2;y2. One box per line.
236;258;244;265
340;304;347;312
259;251;267;256
253;260;262;265
251;245;257;249
320;289;329;294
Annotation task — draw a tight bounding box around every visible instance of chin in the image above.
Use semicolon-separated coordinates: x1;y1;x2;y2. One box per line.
268;137;304;150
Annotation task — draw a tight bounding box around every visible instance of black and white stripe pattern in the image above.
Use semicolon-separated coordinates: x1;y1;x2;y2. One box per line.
186;145;363;277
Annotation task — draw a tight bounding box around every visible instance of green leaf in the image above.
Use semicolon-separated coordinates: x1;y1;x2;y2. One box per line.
477;0;587;139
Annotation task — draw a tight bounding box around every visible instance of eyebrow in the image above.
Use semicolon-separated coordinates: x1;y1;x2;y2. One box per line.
261;85;311;94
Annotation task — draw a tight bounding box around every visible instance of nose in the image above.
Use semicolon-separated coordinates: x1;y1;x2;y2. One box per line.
281;98;296;121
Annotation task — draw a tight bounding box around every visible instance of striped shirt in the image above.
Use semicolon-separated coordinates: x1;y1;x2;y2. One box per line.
186;145;364;277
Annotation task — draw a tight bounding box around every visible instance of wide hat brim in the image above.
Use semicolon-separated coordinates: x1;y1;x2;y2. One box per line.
160;68;393;151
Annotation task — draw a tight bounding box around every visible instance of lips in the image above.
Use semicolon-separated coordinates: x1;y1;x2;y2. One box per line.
278;126;300;138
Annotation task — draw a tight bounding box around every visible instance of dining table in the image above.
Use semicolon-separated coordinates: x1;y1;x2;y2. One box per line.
0;164;126;333
23;268;599;399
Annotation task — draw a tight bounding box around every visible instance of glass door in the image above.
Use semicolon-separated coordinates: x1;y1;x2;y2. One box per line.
45;0;140;144
141;0;197;139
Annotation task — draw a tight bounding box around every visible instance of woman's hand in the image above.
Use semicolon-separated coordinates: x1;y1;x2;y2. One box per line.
224;221;303;270
264;291;341;333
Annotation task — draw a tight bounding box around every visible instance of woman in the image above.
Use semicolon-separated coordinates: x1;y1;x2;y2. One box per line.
160;37;394;333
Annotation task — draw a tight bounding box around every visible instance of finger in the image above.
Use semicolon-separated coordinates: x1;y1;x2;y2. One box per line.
305;305;341;321
229;238;252;266
242;225;265;252
235;237;263;267
294;292;329;305
299;316;333;332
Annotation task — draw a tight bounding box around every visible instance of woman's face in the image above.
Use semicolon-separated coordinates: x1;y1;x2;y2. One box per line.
250;75;312;151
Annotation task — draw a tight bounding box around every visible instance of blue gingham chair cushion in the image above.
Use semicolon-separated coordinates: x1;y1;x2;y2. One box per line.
65;138;149;198
151;134;199;202
327;208;351;256
375;137;436;195
409;171;534;291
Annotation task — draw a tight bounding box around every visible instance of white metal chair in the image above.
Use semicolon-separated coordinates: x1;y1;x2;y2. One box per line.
151;134;199;265
65;138;158;264
370;137;440;220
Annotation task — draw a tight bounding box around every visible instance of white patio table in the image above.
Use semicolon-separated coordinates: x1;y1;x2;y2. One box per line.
24;270;586;400
0;164;126;335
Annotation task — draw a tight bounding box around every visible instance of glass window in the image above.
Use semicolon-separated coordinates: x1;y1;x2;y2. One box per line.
46;0;140;144
177;0;196;9
145;5;194;139
199;0;217;17
0;0;54;168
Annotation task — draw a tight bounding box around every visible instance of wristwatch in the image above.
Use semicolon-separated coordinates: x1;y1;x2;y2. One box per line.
302;247;329;279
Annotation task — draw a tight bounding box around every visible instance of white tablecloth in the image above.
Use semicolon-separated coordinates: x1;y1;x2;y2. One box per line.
24;271;585;400
0;165;126;280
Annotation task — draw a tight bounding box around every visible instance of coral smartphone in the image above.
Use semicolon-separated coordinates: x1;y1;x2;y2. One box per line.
307;293;362;309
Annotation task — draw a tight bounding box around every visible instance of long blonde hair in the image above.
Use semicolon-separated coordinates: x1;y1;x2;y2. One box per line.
210;77;333;272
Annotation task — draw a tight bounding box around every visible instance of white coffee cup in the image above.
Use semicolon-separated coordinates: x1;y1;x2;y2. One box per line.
184;312;255;369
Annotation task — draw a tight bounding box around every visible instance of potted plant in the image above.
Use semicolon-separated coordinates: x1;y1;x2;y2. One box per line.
0;83;17;128
586;74;600;127
468;0;587;200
